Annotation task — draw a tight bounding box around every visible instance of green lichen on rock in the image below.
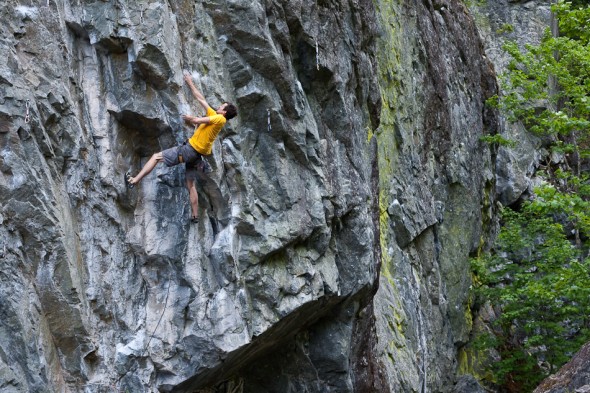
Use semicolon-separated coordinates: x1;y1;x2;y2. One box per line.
372;0;498;391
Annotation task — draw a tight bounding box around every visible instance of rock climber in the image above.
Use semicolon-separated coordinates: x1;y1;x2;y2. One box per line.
125;72;238;224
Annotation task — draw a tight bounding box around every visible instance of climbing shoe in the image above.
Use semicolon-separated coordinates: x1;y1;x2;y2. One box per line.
191;216;199;224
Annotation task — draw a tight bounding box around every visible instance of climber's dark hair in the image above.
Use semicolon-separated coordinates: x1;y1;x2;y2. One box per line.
224;103;238;120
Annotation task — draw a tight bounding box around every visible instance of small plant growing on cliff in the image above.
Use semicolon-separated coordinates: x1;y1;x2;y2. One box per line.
463;0;487;7
479;134;517;147
496;23;515;35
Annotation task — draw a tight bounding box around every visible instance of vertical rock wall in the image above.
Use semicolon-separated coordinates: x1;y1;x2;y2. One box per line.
0;0;512;392
0;0;380;391
373;0;498;391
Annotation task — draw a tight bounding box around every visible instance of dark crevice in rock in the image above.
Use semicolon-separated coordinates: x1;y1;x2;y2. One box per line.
108;109;175;157
169;294;343;392
95;35;132;55
66;21;90;41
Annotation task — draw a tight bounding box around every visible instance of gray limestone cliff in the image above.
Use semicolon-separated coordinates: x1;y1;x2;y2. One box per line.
0;0;512;392
3;1;379;391
373;0;498;391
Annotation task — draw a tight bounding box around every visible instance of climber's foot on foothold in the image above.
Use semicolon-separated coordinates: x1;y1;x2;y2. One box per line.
191;216;199;224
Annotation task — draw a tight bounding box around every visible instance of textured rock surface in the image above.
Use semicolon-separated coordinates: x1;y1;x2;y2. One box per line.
468;0;552;206
373;0;498;391
0;0;524;392
454;375;487;393
533;342;590;393
0;1;379;391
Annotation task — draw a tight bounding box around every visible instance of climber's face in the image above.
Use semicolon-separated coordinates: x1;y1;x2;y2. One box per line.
216;103;228;116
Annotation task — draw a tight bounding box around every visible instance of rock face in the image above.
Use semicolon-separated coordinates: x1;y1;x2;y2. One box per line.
1;1;380;391
373;0;498;391
0;0;503;392
533;342;590;393
468;0;553;206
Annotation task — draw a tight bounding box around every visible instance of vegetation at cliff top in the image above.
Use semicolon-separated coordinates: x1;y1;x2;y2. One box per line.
472;1;590;392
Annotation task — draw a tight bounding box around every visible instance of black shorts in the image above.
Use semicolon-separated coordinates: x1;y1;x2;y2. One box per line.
162;142;201;167
161;142;212;180
185;156;212;181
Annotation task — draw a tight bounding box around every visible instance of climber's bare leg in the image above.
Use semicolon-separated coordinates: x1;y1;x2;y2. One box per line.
186;177;199;220
129;152;163;185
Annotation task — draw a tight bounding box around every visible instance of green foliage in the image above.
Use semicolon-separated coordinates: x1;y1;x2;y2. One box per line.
497;1;590;161
473;183;590;390
463;0;487;7
480;134;517;147
473;1;590;391
496;23;515;35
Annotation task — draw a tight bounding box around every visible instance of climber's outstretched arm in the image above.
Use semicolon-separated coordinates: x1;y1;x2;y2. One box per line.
182;115;211;126
183;72;209;112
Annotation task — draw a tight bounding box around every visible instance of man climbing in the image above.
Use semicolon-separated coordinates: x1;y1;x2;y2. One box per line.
125;72;238;224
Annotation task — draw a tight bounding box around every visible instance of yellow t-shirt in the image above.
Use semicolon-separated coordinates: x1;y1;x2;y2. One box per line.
188;107;226;155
